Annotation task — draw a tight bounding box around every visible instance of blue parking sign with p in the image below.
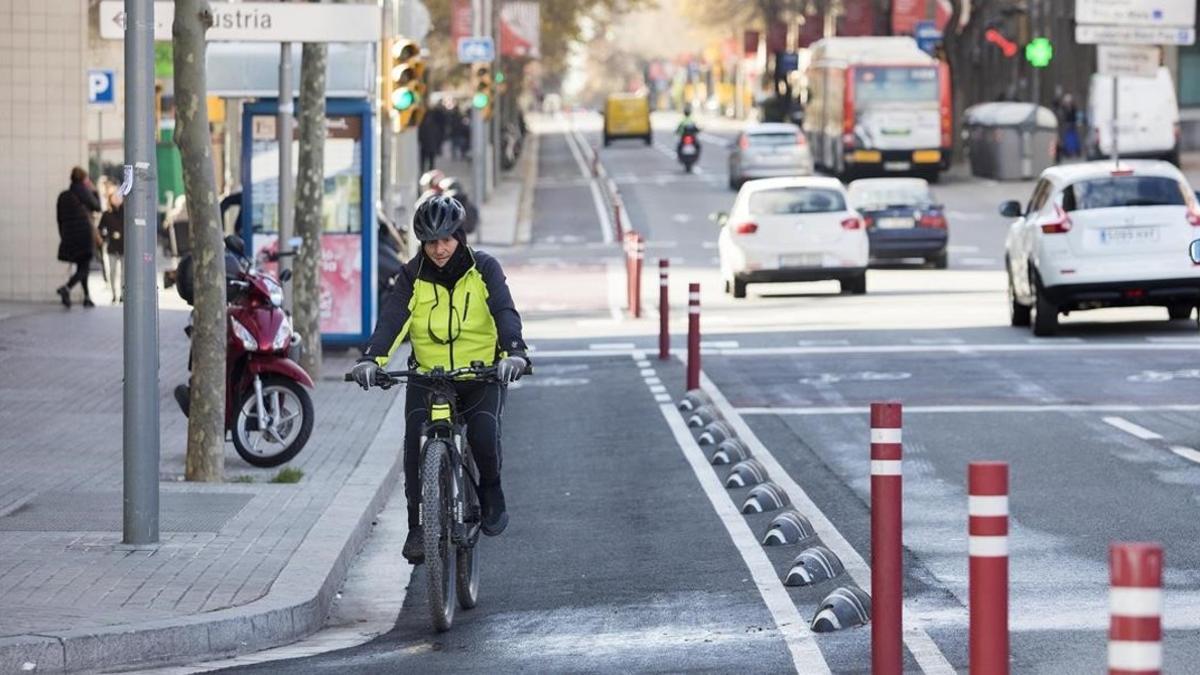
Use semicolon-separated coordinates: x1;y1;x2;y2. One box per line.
88;69;116;106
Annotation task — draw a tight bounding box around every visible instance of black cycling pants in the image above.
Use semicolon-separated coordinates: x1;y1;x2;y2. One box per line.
403;378;505;527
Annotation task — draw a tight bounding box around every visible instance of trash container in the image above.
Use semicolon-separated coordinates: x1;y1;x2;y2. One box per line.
964;103;1058;181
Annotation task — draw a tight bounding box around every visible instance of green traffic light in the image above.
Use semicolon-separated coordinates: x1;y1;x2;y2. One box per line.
1025;37;1053;68
393;88;416;111
495;71;505;84
473;92;490;109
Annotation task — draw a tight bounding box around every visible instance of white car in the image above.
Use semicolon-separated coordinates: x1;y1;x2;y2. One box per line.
1002;161;1200;336
717;177;869;298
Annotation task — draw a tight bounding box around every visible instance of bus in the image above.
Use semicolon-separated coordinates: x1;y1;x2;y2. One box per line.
804;37;951;181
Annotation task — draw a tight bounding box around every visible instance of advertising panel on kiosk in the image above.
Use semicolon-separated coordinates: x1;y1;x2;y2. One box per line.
240;99;376;346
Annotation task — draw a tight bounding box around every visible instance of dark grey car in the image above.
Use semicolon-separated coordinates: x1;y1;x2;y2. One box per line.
728;123;815;190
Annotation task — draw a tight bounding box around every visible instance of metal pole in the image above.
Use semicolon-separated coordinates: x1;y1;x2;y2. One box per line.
278;40;294;310
969;461;1010;675
1113;75;1120;165
471;0;486;204
122;0;160;546
488;0;499;197
870;402;903;675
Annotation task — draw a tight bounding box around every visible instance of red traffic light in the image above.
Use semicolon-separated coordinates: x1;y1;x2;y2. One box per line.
985;29;1017;58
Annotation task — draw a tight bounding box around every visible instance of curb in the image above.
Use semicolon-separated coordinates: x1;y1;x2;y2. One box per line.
0;391;408;673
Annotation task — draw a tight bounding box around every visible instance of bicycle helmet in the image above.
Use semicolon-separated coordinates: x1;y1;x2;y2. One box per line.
412;193;466;242
418;169;445;194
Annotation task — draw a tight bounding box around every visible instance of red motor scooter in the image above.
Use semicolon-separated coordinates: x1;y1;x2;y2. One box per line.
174;235;315;467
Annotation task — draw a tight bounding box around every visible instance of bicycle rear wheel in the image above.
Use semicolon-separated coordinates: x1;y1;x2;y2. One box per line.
456;478;481;609
422;440;456;631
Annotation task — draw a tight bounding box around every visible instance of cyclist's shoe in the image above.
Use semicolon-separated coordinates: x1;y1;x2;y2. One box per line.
479;482;508;536
402;529;424;565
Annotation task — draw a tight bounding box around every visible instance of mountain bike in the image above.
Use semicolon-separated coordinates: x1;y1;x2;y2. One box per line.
345;362;497;632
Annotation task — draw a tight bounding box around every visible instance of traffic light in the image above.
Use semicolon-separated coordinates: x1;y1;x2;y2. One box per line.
389;39;422;130
1025;37;1053;69
473;63;493;120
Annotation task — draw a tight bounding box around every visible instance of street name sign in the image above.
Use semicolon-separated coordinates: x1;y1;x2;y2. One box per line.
1075;24;1196;45
98;1;381;42
457;37;496;63
87;69;117;106
1097;44;1162;78
1076;0;1196;28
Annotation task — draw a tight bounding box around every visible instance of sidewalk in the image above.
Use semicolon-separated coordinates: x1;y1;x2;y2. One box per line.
0;303;401;672
431;127;538;248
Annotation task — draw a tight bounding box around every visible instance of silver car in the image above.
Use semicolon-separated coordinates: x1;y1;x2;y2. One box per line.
728;123;815;190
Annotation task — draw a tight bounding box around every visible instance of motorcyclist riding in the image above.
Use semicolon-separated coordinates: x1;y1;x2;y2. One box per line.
351;194;529;565
676;104;700;145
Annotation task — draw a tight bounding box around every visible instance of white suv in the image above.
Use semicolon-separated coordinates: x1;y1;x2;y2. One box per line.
718;177;869;298
1002;160;1200;336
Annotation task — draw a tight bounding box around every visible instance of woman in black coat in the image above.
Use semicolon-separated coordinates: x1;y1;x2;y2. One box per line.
56;167;101;307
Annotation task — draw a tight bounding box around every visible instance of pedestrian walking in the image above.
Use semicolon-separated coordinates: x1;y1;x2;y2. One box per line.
452;107;471;160
1056;93;1081;160
55;166;101;308
98;182;125;303
418;105;445;172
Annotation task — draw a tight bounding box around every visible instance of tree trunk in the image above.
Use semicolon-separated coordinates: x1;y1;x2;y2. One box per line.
174;0;225;482
293;36;328;379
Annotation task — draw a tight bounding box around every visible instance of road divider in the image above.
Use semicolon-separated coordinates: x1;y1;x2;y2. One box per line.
742;482;791;514
1109;543;1163;675
698;420;735;446
763;510;817;546
786;545;847;587
969;461;1009;675
724;459;768;488
711;438;752;465
870;402;904;675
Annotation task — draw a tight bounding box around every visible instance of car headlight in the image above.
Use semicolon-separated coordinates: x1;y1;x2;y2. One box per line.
230;316;258;351
272;315;292;351
263;276;284;307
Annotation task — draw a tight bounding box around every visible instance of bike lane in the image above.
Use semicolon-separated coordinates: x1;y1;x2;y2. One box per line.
221;353;800;673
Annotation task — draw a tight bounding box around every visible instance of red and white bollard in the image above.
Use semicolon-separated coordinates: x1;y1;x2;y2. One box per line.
632;234;645;319
613;202;623;240
969;461;1009;675
1109;542;1163;675
870;403;903;675
591;145;599;176
686;283;700;391
658;259;670;360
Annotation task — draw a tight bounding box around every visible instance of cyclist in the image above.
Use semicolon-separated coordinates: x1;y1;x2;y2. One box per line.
351;194;529;565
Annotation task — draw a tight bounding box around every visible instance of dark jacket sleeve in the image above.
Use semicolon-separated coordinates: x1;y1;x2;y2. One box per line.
71;183;101;213
476;252;528;358
361;260;417;365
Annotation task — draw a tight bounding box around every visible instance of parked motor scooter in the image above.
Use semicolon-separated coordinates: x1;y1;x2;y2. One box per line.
677;123;701;173
173;235;315;468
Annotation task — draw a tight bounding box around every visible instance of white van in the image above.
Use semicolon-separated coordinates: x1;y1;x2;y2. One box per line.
1087;67;1180;164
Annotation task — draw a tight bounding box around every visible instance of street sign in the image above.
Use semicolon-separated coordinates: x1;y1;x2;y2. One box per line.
1097;44;1161;78
1075;24;1196;45
98;1;381;42
777;52;799;73
88;69;117;106
914;20;943;55
1076;0;1196;28
457;37;496;63
1025;37;1053;68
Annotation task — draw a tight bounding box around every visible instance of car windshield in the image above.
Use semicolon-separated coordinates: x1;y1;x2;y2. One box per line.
849;183;932;209
854;66;939;105
747;132;798;147
750;188;846;215
1061;176;1187;211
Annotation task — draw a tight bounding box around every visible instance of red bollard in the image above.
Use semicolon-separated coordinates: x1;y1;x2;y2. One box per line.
614;202;623;239
686;283;700;390
969;461;1010;675
632;234;644;319
1109;542;1163;675
658;259;670;360
870;403;903;675
623;232;636;313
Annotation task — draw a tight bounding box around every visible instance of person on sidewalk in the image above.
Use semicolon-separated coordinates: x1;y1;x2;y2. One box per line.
350;195;530;565
417;105;445;172
55;167;101;308
98;182;125;303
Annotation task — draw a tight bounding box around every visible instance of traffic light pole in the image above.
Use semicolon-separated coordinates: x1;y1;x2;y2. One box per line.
278;40;295;310
122;0;160;546
471;0;487;204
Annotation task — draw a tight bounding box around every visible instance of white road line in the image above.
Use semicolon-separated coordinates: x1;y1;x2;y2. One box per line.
700;340;740;349
1147;336;1200;343
589;342;636;350
710;342;1200;357
699;372;956;674
658;404;831;673
738;404;1200;416
561;120;615;245
654;393;673;403
959;257;998;266
1169;446;1200;464
1027;337;1084;344
1102;417;1164;441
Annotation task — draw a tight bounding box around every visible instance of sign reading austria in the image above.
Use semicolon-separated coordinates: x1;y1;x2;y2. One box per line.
98;1;381;42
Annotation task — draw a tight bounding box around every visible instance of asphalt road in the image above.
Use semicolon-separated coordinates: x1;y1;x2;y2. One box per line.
218;113;1200;673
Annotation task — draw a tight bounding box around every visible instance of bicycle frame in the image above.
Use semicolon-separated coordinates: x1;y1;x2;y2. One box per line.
418;379;482;547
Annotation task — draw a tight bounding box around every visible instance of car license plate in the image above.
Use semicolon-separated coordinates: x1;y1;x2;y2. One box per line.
1100;227;1158;244
681;145;697;156
913;150;942;164
884;161;912;171
877;217;914;230
780;254;823;268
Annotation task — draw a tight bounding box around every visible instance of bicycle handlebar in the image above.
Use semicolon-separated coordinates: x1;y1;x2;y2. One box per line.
343;364;500;385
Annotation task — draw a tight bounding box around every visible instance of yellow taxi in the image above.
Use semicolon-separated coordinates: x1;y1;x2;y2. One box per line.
603;94;652;146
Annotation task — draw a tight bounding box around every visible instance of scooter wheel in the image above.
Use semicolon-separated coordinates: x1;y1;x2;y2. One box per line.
231;375;314;468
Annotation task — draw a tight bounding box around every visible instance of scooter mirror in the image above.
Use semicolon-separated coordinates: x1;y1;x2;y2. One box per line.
1189;239;1200;265
224;234;246;257
280;269;293;283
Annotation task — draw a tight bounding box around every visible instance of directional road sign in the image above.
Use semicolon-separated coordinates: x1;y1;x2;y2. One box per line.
1076;0;1196;28
87;69;117;106
1075;24;1196;45
458;37;496;63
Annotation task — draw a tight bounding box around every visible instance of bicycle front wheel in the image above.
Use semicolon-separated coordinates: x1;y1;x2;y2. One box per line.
422;440;456;632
